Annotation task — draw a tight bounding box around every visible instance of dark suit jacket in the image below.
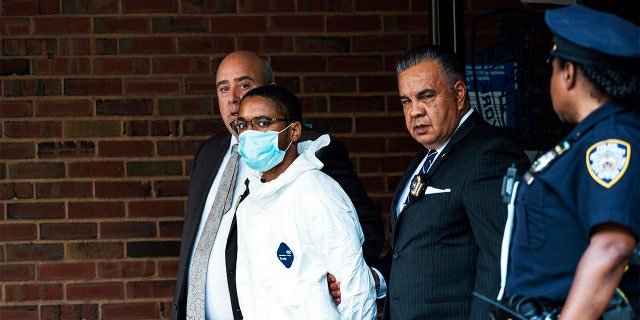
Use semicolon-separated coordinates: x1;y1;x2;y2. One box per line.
171;129;384;320
380;112;530;320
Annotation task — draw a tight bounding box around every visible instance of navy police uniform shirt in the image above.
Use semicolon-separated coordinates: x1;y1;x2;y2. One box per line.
505;102;640;302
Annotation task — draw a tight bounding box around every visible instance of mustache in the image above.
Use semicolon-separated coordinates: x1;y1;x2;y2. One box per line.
412;118;431;127
227;103;239;114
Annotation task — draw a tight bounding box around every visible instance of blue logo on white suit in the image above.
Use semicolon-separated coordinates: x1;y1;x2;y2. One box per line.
586;139;630;188
277;242;294;268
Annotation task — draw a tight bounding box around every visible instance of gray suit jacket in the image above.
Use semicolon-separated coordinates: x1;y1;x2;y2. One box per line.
382;111;530;320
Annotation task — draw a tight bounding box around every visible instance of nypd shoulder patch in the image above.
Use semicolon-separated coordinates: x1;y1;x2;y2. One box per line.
586;139;631;188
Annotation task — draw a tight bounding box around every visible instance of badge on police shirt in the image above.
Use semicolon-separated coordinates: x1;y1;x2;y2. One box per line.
586;139;630;188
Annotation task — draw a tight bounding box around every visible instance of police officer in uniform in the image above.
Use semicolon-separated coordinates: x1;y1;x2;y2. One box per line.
491;4;639;320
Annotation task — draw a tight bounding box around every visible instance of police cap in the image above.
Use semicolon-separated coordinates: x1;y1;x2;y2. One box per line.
545;4;640;69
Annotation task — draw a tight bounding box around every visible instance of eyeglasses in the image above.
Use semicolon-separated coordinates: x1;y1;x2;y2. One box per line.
230;116;292;134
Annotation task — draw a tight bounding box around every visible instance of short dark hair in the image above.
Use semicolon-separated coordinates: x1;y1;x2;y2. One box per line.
396;45;466;88
242;85;302;122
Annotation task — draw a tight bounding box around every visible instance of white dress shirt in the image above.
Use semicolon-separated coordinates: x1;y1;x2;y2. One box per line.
188;138;251;320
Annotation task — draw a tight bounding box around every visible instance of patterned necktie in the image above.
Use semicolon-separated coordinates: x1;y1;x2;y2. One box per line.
187;144;239;319
405;149;438;204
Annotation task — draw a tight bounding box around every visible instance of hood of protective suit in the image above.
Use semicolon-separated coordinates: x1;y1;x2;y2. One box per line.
246;133;330;197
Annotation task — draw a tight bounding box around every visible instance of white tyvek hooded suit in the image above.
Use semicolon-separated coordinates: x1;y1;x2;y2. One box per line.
235;134;377;320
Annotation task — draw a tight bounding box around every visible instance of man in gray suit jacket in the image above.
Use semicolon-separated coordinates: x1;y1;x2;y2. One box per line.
379;45;531;319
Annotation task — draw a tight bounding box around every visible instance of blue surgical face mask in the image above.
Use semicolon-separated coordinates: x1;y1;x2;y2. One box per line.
238;124;293;172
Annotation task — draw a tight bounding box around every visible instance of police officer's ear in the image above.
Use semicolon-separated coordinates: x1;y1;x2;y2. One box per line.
560;60;577;89
288;121;302;143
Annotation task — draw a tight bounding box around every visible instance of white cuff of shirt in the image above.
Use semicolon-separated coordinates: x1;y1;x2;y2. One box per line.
371;267;387;299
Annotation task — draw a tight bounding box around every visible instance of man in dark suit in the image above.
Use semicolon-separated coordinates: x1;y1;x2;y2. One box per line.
170;50;384;320
379;45;531;319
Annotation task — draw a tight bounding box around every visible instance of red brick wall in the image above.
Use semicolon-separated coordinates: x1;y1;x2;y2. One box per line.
0;0;567;319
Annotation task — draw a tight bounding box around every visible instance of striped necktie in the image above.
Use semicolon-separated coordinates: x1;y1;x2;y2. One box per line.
405;149;438;204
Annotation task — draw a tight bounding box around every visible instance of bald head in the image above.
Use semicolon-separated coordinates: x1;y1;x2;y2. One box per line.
215;51;275;136
216;51;274;89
